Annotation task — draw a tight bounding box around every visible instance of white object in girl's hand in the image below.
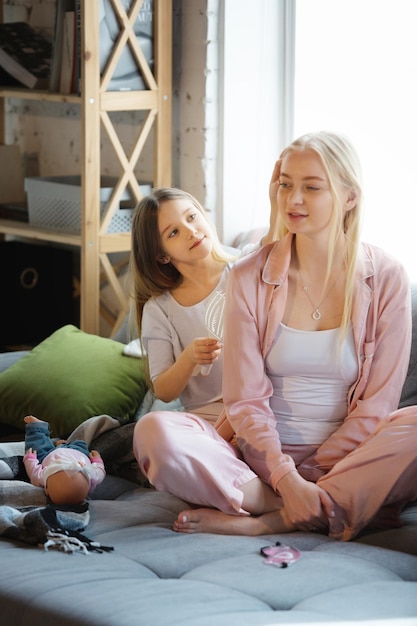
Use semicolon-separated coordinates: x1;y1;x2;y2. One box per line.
195;290;226;376
205;290;226;341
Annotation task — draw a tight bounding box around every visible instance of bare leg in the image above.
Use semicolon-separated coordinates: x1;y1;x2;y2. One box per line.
173;508;295;535
173;477;296;535
240;476;283;514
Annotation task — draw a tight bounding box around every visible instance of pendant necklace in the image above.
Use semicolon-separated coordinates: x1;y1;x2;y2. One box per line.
299;268;342;321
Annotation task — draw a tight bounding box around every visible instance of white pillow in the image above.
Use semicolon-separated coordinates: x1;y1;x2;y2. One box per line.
123;339;146;358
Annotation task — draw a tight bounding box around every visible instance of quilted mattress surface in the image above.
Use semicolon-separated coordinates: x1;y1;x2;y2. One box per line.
1;478;416;626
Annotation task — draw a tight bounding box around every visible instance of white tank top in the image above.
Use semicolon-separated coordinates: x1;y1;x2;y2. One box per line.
265;323;358;445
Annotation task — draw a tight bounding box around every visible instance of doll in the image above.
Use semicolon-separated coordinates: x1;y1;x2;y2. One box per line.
23;415;106;505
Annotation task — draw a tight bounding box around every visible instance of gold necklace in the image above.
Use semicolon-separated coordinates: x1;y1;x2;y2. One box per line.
298;268;342;321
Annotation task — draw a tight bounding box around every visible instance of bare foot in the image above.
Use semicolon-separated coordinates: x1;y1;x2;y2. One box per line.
173;508;296;536
24;415;43;424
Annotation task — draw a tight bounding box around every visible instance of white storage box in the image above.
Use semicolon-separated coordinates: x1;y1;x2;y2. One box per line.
24;176;152;234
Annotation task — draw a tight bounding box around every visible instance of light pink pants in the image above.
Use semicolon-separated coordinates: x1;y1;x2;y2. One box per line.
133;404;417;540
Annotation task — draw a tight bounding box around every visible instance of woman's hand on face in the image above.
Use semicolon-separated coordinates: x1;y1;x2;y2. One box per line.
263;159;282;245
187;337;223;367
277;470;334;532
269;158;282;204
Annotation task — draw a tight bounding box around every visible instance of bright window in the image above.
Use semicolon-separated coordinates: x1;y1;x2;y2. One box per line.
294;0;417;280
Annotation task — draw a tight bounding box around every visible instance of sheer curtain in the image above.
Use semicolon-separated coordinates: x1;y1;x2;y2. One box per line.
218;0;286;244
293;0;417;280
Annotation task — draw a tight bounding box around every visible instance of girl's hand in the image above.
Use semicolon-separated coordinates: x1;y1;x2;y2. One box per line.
277;470;334;532
153;337;223;402
90;450;102;460
187;337;223;367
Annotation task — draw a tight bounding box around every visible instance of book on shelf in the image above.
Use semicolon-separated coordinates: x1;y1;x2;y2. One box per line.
0;22;52;89
0;145;28;222
59;10;76;94
72;0;81;94
49;0;75;92
0;202;28;222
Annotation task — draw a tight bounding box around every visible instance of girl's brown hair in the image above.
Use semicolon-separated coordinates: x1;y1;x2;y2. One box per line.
129;187;234;338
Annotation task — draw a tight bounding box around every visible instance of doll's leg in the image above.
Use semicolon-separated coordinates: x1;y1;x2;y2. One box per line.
60;439;90;456
24;416;55;462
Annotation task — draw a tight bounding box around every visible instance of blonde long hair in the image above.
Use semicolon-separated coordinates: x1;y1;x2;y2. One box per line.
276;131;363;336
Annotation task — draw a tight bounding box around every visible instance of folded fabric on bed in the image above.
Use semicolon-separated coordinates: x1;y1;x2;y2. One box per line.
0;501;112;554
0;440;25;480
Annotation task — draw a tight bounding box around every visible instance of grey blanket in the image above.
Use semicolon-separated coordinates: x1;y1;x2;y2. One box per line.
0;440;26;481
0;501;113;554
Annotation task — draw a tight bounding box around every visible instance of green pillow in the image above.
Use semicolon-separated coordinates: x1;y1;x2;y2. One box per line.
0;325;148;437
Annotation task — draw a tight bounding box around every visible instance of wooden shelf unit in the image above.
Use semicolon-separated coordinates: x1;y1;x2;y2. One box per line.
0;0;172;336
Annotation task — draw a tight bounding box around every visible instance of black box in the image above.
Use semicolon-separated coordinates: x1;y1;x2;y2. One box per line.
0;241;75;348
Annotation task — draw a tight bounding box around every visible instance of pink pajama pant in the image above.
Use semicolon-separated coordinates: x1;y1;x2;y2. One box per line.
132;404;417;541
